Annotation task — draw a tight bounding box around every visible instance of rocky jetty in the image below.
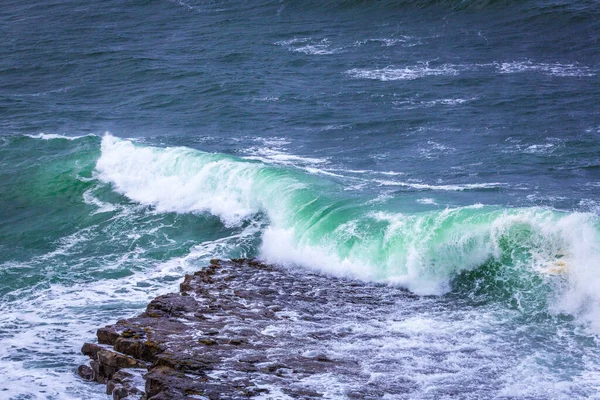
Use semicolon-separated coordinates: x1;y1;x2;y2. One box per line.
79;258;417;399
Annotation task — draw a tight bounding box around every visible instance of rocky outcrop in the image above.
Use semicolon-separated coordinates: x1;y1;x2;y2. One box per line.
79;258;416;399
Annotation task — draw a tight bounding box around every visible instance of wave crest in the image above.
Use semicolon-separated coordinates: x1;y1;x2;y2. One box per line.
96;135;600;330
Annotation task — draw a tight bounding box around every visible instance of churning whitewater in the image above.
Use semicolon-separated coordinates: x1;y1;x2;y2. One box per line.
97;134;600;327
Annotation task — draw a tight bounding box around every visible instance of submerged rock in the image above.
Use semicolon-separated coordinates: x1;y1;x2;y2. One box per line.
79;258;416;399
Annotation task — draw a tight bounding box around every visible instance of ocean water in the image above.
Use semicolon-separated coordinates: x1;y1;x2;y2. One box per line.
1;0;600;398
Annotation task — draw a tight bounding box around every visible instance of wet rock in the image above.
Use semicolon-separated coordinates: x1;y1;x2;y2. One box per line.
77;364;93;381
81;342;104;359
79;258;416;399
107;369;145;400
97;349;146;369
97;326;120;345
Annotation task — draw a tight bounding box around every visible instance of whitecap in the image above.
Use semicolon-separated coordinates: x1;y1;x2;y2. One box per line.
25;133;97;141
375;180;503;191
275;38;341;55
497;61;595;77
346;64;458;81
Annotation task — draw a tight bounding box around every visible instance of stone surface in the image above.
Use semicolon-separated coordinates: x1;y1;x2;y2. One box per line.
79;258;417;399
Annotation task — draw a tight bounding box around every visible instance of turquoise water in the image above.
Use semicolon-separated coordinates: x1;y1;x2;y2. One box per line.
2;0;600;398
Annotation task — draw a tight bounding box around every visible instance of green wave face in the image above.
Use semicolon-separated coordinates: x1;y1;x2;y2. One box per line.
95;134;600;329
0;135;100;259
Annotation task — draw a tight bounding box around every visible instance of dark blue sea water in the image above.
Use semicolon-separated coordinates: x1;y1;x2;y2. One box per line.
1;1;600;398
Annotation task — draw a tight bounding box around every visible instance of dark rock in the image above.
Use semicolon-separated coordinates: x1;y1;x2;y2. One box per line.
79;258;416;399
89;360;107;384
97;327;120;345
77;364;93;381
81;342;104;359
107;369;145;400
97;349;146;369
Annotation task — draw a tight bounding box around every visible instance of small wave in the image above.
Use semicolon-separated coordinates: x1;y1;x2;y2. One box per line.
242;136;329;168
347;61;595;82
275;38;341;55
326;168;404;176
418;140;457;159
504;138;565;155
302;167;346;178
244;148;329;167
25;133;98;141
346;65;458;81
376;179;503;191
393;97;476;109
497;61;595;77
417;198;438;205
523;143;557;154
354;36;421;47
252;96;280;102
321;124;352;131
82;188;118;214
253;136;291;147
579;199;600;215
10;85;77;98
585;126;600;134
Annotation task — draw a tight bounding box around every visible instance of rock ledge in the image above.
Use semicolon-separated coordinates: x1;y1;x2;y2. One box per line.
79;258;414;399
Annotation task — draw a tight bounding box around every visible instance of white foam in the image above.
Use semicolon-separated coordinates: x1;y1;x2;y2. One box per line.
346;65;458;81
275;38;340;55
524;143;556;154
585;125;600;134
393;97;475;109
503;137;564;155
579;199;600;215
499;352;582;399
244;148;329;166
354;37;420;47
379;170;404;176
242;136;329;169
497;61;595;77
82;187;118;214
262;207;495;295
251;96;279;102
417;198;437;205
324;168;405;177
12;85;77;98
364;191;394;205
546;213;600;331
253;385;294;400
375;179;503;191
96;135;268;226
302;167;346;178
418;140;457;159
0;213;257;398
321;124;352;131
25;133;97;141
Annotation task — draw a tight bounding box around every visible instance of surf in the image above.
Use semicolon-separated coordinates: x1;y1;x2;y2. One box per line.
95;134;600;330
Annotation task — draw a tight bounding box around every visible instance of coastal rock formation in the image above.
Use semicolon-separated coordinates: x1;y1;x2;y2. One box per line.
79;259;416;399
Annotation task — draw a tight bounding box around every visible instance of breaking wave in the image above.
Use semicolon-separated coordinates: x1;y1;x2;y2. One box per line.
96;135;600;330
